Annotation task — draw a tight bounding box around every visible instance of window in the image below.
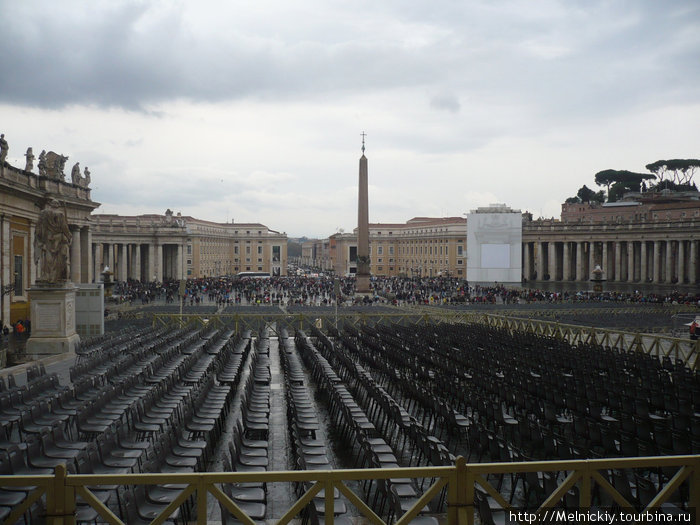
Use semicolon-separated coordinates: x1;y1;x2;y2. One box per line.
457;246;464;256
187;259;192;265
377;246;383;255
257;246;262;254
389;246;394;255
234;246;239;254
187;245;192;255
14;255;23;296
246;246;251;255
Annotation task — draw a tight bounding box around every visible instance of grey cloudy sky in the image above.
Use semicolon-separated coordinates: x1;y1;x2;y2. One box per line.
2;0;699;237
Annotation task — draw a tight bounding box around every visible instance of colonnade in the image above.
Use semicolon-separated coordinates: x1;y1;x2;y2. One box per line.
523;239;699;284
66;225;93;284
91;241;184;283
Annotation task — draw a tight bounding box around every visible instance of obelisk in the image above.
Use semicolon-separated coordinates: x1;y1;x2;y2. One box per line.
356;132;371;293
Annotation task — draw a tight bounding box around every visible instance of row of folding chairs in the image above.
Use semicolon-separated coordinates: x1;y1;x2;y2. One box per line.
279;333;351;525
220;336;271;524
217;332;252;386
297;330;440;524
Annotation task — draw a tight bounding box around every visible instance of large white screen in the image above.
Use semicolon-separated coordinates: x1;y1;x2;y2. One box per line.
480;244;510;269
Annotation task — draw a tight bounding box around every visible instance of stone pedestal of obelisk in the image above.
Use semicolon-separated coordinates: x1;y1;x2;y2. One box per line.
356;144;371;293
26;283;80;357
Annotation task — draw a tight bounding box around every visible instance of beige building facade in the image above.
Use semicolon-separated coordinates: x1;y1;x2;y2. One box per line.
91;212;288;281
522;195;700;284
326;217;467;278
1;158;99;325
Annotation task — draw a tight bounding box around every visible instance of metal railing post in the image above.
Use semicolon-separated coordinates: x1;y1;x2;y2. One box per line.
47;463;75;525
450;456;473;525
197;476;207;525
690;457;700;514
579;462;591;508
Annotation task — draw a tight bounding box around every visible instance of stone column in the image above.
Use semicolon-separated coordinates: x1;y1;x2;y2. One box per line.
147;244;155;282
93;243;102;281
176;244;183;281
70;226;81;283
575;242;584;281
562;242;571;281
690;240;698;285
665;240;674;283
523;242;531;281
589;241;596;276
127;244;135;280
678;240;685;284
1;216;11;324
155;244;163;282
119;244;128;282
29;220;37;286
614;241;622;282
133;244;142;282
105;243;113;273
81;226;91;283
537;242;545;281
602;242;609;279
627;241;635;282
640;241;648;283
653;241;661;283
548;242;556;280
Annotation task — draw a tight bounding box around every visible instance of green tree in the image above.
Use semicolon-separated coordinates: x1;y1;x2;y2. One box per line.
646;159;700;186
607;182;629;202
577;184;606;203
594;169;655;199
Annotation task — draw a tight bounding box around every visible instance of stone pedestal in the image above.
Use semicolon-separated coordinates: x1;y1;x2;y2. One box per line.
356;274;371;294
26;283;80;357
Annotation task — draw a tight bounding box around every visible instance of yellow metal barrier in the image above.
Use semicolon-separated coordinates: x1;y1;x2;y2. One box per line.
2;455;697;525
479;313;700;370
148;310;699;370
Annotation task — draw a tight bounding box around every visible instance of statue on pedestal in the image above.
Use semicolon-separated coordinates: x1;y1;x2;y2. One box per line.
38;150;47;176
43;152;68;180
34;199;72;283
71;162;81;185
0;134;8;164
82;166;91;187
25;147;35;172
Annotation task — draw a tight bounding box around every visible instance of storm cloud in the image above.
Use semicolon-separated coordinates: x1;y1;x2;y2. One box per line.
1;0;699;237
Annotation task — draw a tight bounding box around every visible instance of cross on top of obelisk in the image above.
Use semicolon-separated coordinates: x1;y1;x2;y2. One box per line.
361;131;366;154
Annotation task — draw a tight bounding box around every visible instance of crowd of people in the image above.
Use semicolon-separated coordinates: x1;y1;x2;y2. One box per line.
109;274;700;309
